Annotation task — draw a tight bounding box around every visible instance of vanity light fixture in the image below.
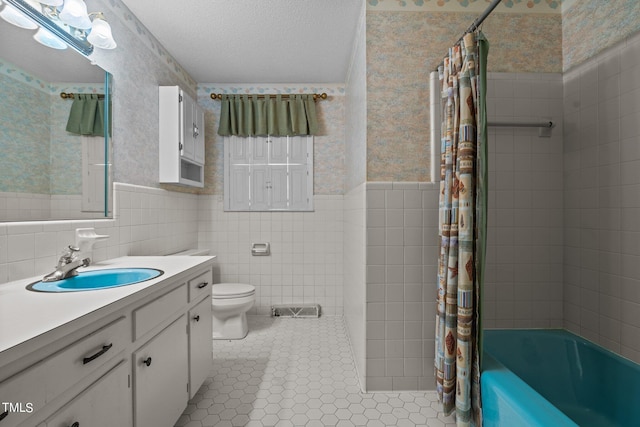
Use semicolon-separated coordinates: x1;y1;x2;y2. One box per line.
0;0;38;29
3;0;117;53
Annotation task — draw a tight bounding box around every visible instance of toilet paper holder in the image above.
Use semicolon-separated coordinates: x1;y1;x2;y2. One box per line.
251;242;270;256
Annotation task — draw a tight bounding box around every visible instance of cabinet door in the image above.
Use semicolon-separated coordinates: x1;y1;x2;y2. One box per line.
269;165;288;210
193;104;205;165
228;136;250;163
181;92;195;161
134;315;188;427
188;297;213;399
289;135;309;165
251;136;268;165
268;136;287;164
250;164;269;211
228;165;250;211
289;165;310;211
46;361;130;427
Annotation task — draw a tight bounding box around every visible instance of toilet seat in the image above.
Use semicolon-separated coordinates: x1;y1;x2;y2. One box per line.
212;283;255;299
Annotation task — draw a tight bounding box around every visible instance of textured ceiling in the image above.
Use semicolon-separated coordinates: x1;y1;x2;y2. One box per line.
120;0;363;84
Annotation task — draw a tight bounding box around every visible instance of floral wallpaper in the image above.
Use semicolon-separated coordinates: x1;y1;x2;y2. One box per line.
87;0;197;190
366;11;562;182
562;0;640;71
366;0;569;12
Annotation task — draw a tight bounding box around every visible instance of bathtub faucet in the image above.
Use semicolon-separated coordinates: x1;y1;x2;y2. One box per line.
42;245;91;282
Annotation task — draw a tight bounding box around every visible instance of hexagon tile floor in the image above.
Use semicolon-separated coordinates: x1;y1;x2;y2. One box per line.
175;316;456;427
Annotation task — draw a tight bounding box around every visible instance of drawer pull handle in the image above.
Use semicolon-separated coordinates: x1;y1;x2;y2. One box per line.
197;281;209;289
0;411;8;421
82;343;113;365
193;315;200;322
143;357;152;367
70;422;79;427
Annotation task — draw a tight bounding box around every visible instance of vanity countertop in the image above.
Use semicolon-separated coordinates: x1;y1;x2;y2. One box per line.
0;256;215;355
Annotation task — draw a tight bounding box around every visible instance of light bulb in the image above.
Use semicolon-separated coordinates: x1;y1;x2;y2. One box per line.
58;0;91;29
33;26;67;49
87;14;116;49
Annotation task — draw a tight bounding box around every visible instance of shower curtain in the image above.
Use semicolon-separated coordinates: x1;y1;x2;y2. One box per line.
435;31;488;427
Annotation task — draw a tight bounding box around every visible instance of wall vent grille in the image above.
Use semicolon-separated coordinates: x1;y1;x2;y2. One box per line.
271;304;321;318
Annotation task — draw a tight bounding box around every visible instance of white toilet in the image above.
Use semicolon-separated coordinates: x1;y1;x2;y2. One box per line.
211;283;255;339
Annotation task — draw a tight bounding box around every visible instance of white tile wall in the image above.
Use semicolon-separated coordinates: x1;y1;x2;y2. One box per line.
343;183;366;390
484;72;565;329
563;31;640;363
197;195;344;316
365;182;439;392
0;182;199;284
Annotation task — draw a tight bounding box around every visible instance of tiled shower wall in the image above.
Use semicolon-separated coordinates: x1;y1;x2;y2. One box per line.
483;72;565;329
197;196;344;316
563;31;640;363
365;182;439;391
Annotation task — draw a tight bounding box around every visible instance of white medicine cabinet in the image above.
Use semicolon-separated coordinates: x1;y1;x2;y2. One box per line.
159;86;205;187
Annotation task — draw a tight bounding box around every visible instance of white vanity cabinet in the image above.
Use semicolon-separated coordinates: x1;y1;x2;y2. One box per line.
0;260;213;427
159;86;205;187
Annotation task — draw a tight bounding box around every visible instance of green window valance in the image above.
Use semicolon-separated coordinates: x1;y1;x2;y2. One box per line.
65;94;105;137
217;94;318;137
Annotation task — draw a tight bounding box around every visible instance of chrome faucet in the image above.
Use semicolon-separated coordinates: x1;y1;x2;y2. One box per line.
42;245;91;282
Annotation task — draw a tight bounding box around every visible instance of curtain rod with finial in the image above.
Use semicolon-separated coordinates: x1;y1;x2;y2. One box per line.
60;92;105;99
210;93;328;101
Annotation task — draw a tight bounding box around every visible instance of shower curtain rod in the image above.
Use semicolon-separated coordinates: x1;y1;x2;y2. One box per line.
488;121;554;128
434;0;501;70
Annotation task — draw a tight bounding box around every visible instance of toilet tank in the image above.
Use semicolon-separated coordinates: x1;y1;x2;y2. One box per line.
167;249;210;256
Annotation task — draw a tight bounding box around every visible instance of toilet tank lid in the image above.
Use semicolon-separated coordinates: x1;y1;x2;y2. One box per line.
167;248;210;256
212;283;255;297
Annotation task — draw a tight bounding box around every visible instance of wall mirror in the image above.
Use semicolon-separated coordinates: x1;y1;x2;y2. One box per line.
0;10;112;222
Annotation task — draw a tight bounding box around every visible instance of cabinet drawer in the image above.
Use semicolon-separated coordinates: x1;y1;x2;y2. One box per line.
45;360;130;427
0;317;127;427
188;269;212;302
0;364;46;427
43;317;128;402
133;284;187;340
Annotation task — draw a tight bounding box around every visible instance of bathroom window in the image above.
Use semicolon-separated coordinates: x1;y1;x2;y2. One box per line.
223;135;313;211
